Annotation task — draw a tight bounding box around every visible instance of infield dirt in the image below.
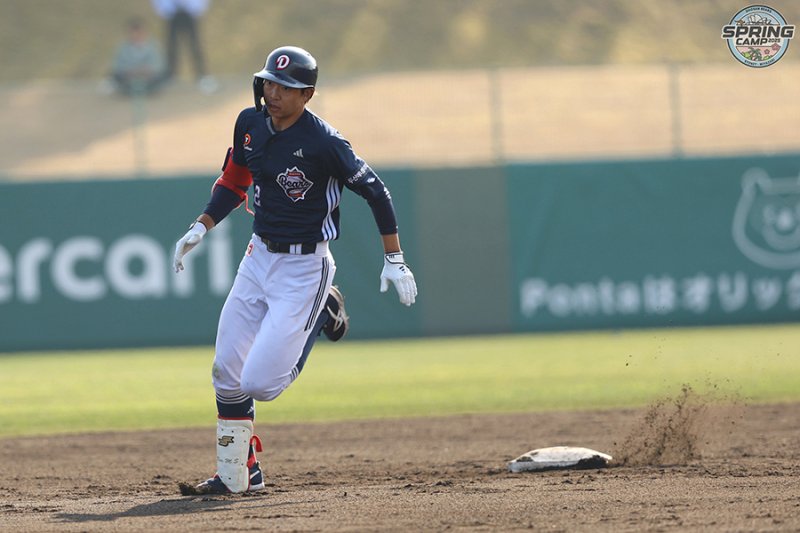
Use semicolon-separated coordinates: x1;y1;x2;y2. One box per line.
1;398;798;532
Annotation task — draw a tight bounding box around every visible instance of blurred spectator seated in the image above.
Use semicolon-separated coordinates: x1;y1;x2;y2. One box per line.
101;18;166;96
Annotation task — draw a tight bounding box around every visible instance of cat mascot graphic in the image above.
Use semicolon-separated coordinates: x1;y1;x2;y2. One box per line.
732;168;800;269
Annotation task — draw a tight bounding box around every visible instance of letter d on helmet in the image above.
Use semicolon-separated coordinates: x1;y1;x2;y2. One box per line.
253;46;318;110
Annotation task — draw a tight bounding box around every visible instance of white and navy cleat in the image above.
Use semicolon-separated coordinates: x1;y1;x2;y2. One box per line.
185;460;265;495
180;436;265;495
322;285;349;342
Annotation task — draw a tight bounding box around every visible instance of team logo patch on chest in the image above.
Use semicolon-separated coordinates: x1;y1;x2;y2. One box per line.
277;166;313;202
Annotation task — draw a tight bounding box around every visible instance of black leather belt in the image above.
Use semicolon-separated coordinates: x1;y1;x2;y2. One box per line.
260;236;317;255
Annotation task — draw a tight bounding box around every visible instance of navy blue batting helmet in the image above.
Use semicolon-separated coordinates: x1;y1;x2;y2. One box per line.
253;46;317;110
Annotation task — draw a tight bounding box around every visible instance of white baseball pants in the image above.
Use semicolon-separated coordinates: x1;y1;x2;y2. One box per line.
211;234;335;402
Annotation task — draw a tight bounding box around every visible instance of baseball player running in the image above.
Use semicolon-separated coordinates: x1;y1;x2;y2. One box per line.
174;45;418;495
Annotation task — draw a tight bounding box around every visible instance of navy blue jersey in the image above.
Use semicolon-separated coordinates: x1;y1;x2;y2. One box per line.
230;107;389;243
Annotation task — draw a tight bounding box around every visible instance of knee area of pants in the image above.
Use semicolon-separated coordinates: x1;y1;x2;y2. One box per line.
240;380;284;402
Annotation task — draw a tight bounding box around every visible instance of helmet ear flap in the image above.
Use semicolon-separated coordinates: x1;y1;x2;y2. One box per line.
253;77;266;111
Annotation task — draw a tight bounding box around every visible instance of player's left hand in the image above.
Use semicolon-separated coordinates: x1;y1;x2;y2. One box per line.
174;222;207;273
380;252;417;306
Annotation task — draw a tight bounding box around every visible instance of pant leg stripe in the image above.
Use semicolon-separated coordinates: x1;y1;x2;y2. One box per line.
304;257;329;331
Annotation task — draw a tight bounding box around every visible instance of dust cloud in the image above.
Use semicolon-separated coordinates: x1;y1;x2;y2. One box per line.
616;384;744;466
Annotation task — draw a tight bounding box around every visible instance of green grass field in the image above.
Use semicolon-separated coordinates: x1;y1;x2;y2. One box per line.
1;324;798;438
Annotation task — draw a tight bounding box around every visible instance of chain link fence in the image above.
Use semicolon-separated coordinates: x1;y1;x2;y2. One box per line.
1;63;798;181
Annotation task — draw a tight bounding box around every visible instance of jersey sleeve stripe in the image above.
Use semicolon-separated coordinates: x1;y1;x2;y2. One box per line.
321;177;341;241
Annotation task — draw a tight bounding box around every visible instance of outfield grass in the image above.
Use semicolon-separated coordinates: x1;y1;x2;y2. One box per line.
1;324;798;438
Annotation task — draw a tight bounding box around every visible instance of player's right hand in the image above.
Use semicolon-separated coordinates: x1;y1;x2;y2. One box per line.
174;222;207;273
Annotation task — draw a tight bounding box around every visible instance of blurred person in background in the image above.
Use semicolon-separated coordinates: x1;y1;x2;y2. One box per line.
151;0;218;93
101;17;166;96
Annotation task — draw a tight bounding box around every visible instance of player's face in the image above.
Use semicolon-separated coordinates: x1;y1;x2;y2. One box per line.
263;81;311;130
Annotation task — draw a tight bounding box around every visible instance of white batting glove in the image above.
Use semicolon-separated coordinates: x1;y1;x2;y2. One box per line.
380;252;417;306
173;222;207;273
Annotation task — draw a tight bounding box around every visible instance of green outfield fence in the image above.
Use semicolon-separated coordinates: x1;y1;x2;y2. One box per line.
1;152;799;351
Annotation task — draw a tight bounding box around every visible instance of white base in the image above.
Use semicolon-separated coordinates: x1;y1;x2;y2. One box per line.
508;446;613;473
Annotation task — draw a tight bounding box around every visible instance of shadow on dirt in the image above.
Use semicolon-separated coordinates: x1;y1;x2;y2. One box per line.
53;494;308;523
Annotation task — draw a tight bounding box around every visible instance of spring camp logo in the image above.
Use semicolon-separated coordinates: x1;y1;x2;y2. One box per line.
722;5;795;67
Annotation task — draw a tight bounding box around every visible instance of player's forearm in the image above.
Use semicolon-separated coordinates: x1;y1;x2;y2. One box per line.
381;233;402;254
202;185;243;228
351;174;398;237
199;150;253;229
195;213;216;231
